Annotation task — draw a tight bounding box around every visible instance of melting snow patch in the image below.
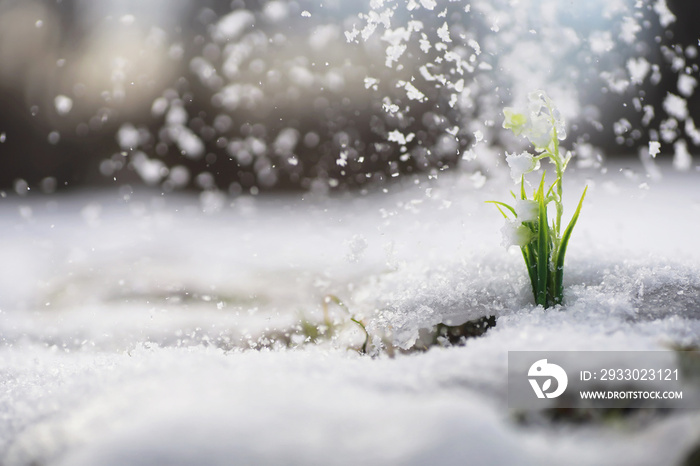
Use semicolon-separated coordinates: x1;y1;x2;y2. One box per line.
1;165;700;465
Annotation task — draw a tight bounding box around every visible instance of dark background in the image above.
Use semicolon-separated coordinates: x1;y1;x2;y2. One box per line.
0;0;697;194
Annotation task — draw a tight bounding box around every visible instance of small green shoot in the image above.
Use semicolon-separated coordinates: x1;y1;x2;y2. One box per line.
322;294;369;354
489;90;588;308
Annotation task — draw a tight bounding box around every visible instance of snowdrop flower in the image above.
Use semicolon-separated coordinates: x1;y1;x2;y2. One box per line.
505;151;538;183
503;108;527;136
527;90;549;115
504;90;567;153
531;91;566;137
500;220;532;248
526;113;555;151
514;199;538;223
492;90;587;308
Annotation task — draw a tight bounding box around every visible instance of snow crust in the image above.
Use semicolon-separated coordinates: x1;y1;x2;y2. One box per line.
1;162;700;465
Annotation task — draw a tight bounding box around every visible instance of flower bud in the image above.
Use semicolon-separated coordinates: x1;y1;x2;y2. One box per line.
514;199;539;223
505;151;538;183
500;220;533;248
503;108;527;136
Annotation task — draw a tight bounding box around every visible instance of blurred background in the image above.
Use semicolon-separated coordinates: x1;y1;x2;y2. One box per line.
0;0;697;195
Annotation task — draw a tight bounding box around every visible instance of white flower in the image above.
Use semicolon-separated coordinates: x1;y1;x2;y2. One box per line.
500;220;533;248
527;90;548;115
505;151;538;183
504;90;567;153
525;113;554;150
514;199;538;223
503;108;527;136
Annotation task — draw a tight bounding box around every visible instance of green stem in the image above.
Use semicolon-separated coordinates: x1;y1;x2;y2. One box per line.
544;100;565;307
536;176;549;307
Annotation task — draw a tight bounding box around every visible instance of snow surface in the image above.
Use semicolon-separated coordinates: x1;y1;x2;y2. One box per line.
2;161;700;465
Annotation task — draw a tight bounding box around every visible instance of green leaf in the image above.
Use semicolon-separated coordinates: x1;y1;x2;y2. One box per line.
536;176;549;307
536;171;547;198
522;243;538;299
485;200;516;218
546;177;560;198
552;186;588;305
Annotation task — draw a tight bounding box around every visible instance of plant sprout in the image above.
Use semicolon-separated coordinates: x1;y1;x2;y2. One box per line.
322;294;369;354
489;90;587;308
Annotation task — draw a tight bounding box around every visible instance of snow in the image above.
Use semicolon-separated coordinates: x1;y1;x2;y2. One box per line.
150;97;168;117
173;127;205;159
419;0;437;10
387;130;414;146
2;0;700;461
262;1;288;23
384;43;407;67
627;57;650;85
648;141;661;158
653;0;676;28
619;16;641;45
345;235;369;263
273;128;299;155
437;22;451;43
116;124;140;150
165;105;188;126
1;161;699;465
673;140;692;171
47;131;60;145
399;81;426;101
642;105;655;126
677;74;697;98
663;93;689;121
589;31;614;55
131;151;167;186
212;10;255;43
54;95;73;116
309;25;340;51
